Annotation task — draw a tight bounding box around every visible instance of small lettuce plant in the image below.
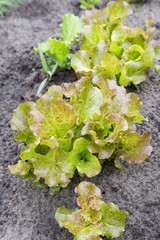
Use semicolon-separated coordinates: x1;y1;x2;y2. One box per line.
34;13;84;95
9;74;152;189
72;0;160;86
55;181;129;239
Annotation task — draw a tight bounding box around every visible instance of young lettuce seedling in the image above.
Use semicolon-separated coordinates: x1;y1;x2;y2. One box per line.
80;0;101;10
55;181;129;239
34;13;84;96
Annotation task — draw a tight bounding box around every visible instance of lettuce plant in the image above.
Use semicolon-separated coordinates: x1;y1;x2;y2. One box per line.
55;181;129;239
71;0;160;86
80;0;101;10
9;75;152;189
34;13;84;95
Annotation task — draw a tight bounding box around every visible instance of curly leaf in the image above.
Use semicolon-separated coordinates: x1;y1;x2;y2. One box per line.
108;41;124;58
71;50;92;74
104;0;132;22
124;44;144;61
20;139;40;161
29;94;77;147
81;8;106;25
60;13;84;45
96;79;131;115
91;42;109;67
82;114;128;147
99;53;121;79
45;83;63;99
62;76;103;122
8;160;31;178
88;142;115;160
10;102;36;144
32;148;71;187
56;138;101;178
101;202;129;238
81;25;104;50
77;152;102;177
110;23;129;46
118;131;153;163
55;206;76;227
93;74;118;104
75;182;103;224
126;93;144;123
37;38;70;67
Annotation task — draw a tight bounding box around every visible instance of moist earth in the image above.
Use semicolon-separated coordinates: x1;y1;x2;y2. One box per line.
0;0;160;239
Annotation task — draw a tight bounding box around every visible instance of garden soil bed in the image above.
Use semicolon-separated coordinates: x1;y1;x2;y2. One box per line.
0;0;160;239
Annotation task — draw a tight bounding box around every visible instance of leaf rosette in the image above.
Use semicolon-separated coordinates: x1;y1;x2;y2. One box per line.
55;181;129;239
9;75;152;188
71;0;160;86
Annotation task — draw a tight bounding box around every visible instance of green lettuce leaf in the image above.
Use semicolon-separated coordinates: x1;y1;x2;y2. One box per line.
118;131;153;163
71;50;92;75
32;148;70;187
82;114;128;147
75;181;103;224
98;53;121;78
126;93;144;123
110;23;129;46
20;139;40;161
108;41;124;58
92;76;131;115
56;138;101;178
10;102;36;144
119;45;156;85
101;202;129;238
55;206;76;228
81;25;104;50
77;152;102;178
60;13;84;45
88;142;115;160
62;76;103;122
91;41;109;67
123;27;145;50
36;38;70;68
8;160;31;178
124;44;144;61
29;92;78;147
81;8;107;25
104;0;132;22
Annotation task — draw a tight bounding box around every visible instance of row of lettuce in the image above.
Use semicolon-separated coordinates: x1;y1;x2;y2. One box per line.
8;1;159;239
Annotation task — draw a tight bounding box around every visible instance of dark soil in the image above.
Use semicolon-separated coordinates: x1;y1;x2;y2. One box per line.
0;0;160;239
